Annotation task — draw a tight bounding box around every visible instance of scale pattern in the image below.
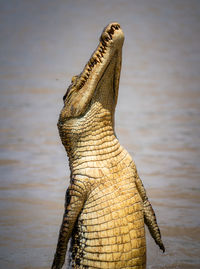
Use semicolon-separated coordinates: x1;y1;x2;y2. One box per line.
69;154;146;268
52;22;164;269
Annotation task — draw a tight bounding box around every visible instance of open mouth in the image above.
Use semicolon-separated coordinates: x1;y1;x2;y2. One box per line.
63;23;123;102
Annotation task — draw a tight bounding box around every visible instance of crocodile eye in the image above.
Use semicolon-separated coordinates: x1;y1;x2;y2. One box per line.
63;74;80;103
63;85;72;102
63;91;68;102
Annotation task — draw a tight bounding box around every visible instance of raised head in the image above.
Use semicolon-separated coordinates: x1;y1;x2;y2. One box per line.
58;23;124;151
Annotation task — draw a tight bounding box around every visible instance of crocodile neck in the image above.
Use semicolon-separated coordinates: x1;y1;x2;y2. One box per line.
61;103;124;174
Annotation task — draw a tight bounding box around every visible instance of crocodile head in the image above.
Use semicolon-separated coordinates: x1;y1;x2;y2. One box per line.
58;22;124;152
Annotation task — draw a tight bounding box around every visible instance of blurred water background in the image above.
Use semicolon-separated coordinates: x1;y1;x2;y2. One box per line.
0;0;200;268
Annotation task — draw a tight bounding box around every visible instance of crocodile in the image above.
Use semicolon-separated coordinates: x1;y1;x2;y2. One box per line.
52;22;165;269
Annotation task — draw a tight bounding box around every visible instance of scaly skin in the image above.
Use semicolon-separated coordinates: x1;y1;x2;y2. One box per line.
52;22;165;269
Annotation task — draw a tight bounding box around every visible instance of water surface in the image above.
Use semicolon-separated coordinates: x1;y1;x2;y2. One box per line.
0;0;200;268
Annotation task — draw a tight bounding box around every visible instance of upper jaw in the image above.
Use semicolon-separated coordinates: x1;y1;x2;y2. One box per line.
61;22;124;119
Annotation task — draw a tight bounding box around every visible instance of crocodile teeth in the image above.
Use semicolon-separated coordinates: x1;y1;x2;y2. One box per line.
97;54;102;63
93;55;99;63
100;45;106;53
80;77;85;83
108;32;113;39
73;23;120;90
101;31;110;40
89;58;95;65
100;39;106;47
99;51;104;57
109;26;115;34
89;62;94;68
98;47;104;53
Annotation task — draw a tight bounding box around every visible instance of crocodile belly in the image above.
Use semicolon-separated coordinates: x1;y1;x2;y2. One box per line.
69;179;146;269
